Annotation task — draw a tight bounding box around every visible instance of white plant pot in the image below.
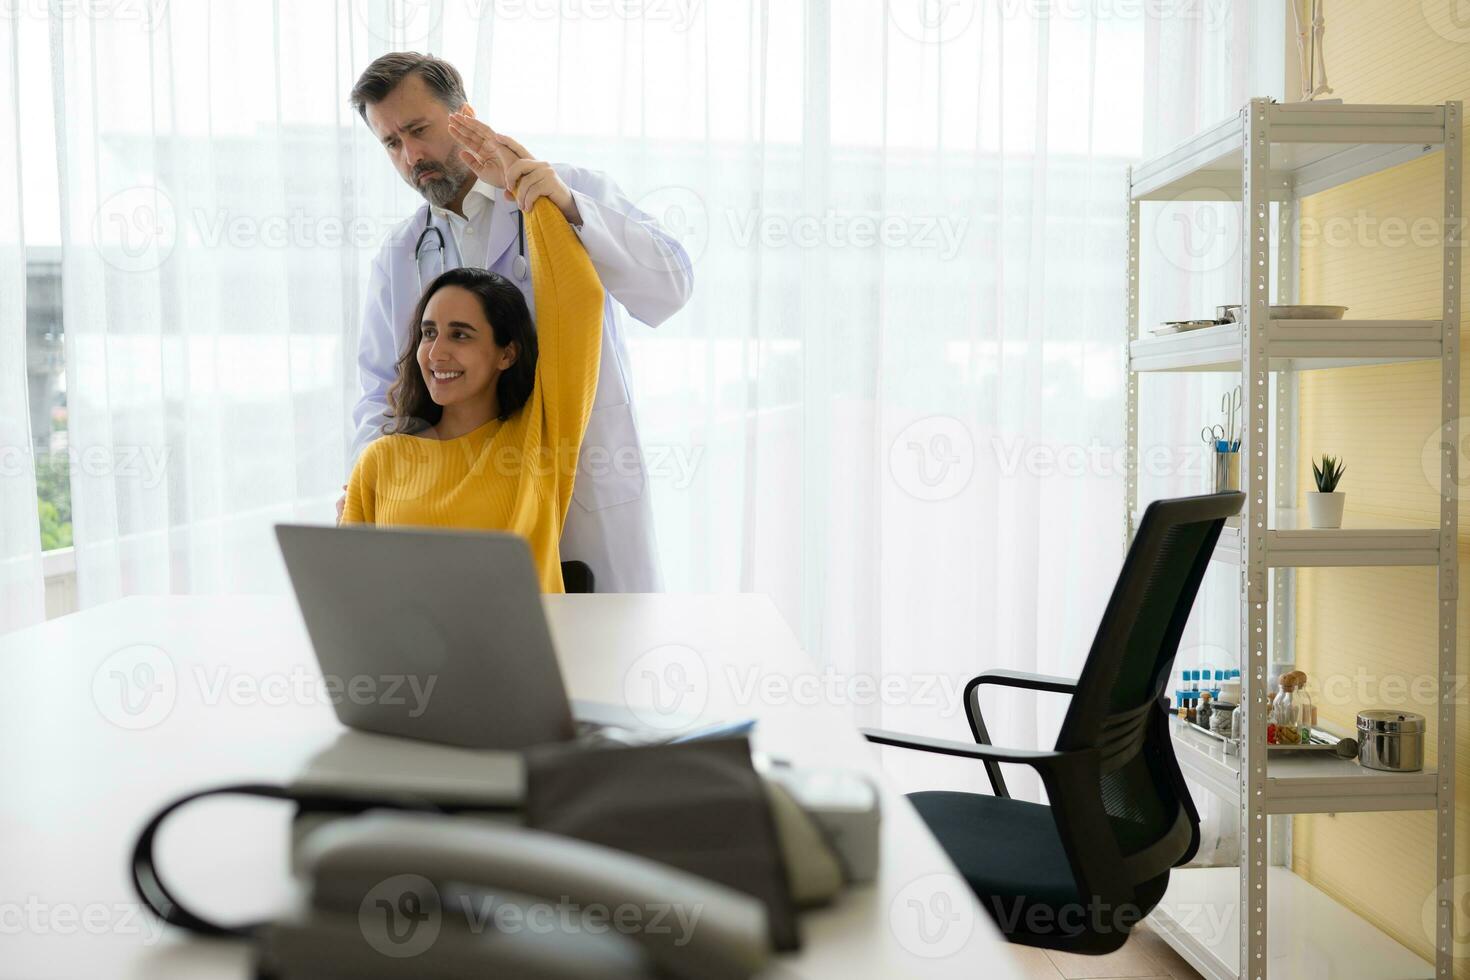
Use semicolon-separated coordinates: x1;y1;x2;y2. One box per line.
1306;491;1345;529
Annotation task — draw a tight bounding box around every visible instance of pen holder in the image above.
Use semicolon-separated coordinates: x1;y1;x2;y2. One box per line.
1213;447;1240;493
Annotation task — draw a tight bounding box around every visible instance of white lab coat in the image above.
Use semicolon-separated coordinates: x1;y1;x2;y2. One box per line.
351;164;692;592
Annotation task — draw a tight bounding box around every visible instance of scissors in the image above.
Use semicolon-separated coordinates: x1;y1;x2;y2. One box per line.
1201;425;1227;449
1221;385;1242;450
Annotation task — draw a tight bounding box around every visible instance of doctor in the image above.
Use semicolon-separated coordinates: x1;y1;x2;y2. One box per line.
344;52;691;592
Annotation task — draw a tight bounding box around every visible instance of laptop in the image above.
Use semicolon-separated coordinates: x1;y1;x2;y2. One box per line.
275;523;681;749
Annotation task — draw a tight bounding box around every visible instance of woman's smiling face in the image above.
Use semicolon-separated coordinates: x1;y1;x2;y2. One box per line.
416;285;517;409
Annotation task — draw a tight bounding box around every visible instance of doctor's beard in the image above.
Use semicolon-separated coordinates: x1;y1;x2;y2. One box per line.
412;155;472;209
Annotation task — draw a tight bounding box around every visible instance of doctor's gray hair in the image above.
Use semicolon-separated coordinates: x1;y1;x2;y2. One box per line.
384;267;539;434
350;52;466;121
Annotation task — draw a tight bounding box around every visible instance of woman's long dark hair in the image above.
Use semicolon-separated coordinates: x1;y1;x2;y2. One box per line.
384;266;539;435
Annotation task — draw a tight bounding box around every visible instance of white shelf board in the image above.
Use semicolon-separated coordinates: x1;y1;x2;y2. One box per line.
1129;320;1443;373
1209;510;1441;567
1130;102;1446;202
1170;717;1438;815
1130;509;1441;568
1149;866;1432;980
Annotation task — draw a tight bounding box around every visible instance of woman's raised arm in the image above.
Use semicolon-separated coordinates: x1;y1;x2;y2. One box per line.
445;113;605;515
523;195;605;512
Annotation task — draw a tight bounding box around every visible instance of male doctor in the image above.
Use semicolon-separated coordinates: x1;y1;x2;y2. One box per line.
344;52;691;592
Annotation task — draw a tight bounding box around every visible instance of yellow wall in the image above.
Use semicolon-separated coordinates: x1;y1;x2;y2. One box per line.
1290;1;1470;972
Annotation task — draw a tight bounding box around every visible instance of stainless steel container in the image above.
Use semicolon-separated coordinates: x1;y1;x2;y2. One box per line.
1356;710;1425;772
1212;449;1240;493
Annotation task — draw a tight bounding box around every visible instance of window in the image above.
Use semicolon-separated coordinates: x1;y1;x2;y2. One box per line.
26;252;68;551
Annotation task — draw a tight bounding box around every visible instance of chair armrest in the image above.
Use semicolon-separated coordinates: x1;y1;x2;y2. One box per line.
969;669;1078;695
960;670;1080;799
861;728;1065;767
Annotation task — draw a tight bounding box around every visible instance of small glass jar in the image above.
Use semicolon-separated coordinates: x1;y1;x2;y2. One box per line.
1211;700;1236;737
1225;703;1242;755
1270;670;1310;745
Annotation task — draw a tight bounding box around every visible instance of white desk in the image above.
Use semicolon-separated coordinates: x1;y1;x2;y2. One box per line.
0;594;1027;979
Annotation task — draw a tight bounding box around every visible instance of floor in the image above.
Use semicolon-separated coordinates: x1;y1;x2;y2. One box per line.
1014;923;1205;979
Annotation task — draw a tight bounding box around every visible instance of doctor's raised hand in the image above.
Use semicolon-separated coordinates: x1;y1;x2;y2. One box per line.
447;108;582;226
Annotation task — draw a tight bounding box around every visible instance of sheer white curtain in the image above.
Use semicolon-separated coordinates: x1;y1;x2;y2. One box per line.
1139;0;1285;694
50;3;390;605
43;0;1273;798
1;7;45;633
438;0;1150;798
1137;0;1284;855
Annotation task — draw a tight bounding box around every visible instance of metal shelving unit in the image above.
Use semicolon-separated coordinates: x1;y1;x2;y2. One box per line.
1124;99;1461;980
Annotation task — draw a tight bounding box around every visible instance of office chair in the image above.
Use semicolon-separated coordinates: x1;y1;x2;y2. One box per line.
561;560;595;594
865;491;1243;955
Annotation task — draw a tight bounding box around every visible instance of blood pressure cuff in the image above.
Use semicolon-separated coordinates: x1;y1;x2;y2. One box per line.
524;736;802;951
130;736;825;951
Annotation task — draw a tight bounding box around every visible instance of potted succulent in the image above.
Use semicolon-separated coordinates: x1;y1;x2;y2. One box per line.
1307;454;1346;528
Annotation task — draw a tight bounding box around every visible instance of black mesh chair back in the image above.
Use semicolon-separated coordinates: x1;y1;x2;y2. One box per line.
1053;491;1242;893
864;490;1243;955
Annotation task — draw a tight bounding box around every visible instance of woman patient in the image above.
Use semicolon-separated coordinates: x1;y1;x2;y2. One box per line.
340;192;604;594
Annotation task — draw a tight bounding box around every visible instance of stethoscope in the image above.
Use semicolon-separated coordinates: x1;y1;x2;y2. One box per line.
413;204;527;293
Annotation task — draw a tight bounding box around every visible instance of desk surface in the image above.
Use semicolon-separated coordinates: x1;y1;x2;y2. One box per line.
0;593;1026;979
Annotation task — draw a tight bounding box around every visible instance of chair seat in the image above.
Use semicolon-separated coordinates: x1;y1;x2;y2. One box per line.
908;790;1081;916
909;789;1169;954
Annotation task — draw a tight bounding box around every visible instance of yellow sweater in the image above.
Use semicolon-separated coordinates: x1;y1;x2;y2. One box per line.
341;197;604;593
